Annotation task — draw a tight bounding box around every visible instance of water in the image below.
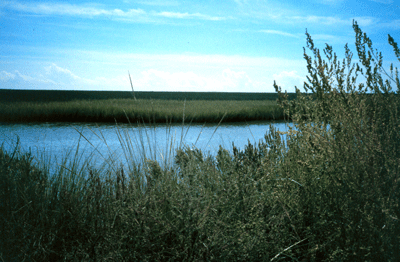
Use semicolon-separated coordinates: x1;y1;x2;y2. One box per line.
0;121;292;173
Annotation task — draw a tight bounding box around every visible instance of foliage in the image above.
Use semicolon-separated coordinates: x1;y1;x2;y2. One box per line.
272;20;400;260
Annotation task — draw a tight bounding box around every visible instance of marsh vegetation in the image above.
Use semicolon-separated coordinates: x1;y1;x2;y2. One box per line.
1;21;399;261
0;99;284;123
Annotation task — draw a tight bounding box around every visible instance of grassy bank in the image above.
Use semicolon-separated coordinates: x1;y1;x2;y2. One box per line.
0;99;285;123
1;22;400;261
0;89;297;103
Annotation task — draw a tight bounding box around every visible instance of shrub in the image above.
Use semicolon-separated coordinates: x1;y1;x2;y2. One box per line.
271;20;400;260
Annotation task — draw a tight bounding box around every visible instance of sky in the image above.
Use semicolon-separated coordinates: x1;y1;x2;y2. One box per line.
0;0;399;93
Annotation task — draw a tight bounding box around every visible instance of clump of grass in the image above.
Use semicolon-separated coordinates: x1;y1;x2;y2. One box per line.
0;133;290;261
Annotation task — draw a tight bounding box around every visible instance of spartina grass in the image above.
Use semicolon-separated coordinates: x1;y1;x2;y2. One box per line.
0;99;284;123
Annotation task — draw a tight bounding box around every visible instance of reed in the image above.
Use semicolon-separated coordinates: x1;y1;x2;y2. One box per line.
0;89;297;103
0;99;285;123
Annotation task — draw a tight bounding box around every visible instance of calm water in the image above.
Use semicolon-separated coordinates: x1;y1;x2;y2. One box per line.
0;121;291;173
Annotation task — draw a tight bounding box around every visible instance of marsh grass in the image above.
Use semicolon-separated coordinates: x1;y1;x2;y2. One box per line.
1;21;400;261
0;99;284;123
0;89;297;103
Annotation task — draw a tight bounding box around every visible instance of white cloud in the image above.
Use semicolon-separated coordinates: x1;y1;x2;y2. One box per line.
288;15;379;28
2;1;225;22
310;33;342;42
0;71;15;81
138;69;203;90
44;63;80;80
6;2;145;17
13;70;53;84
353;17;376;27
273;70;305;92
227;1;390;32
222;69;253;89
233;0;248;5
133;0;180;6
0;65;89;89
319;0;345;5
69;51;306;91
382;19;400;29
155;11;225;21
0;52;307;92
259;29;299;38
369;0;393;4
292;15;349;26
6;70;59;87
0;64;301;92
134;68;257;92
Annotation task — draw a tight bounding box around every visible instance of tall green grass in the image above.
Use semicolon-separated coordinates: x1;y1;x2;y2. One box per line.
1;21;399;261
0;99;284;123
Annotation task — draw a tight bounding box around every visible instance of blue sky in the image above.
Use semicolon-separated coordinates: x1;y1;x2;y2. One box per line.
0;0;399;92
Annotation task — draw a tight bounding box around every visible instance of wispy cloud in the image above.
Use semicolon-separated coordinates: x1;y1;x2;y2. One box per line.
259;29;299;38
133;0;180;6
304;33;352;45
137;68;256;91
2;70;58;87
0;70;15;81
369;0;393;4
231;1;377;28
352;17;376;27
382;19;400;29
310;33;341;41
155;11;226;21
1;1;226;22
44;63;80;80
291;15;349;26
236;6;371;29
273;70;305;91
0;64;91;89
3;2;145;17
0;55;306;92
0;64;257;92
281;15;380;29
233;0;248;5
320;0;345;5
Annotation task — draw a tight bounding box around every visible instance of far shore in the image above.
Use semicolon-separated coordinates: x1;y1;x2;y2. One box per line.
0;98;287;124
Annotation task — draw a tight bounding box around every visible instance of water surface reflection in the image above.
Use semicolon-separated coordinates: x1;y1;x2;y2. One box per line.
0;121;292;172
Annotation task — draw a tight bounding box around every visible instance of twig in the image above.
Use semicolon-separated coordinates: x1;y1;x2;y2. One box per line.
270;238;307;261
